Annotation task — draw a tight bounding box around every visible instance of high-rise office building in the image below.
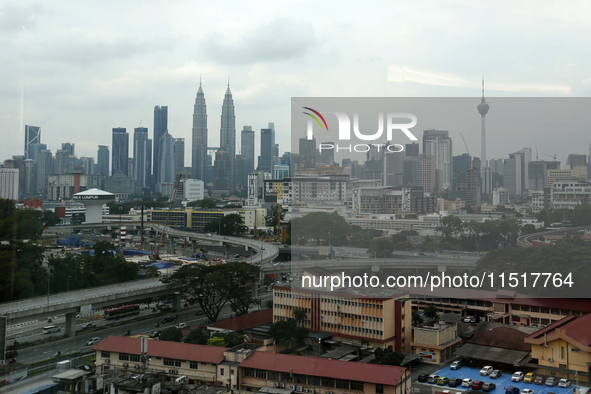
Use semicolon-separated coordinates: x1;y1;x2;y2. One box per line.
403;156;418;185
268;122;275;143
153;105;168;183
241;126;255;181
260;128;273;173
422;129;453;189
453;154;472;172
298;137;316;170
23;159;37;196
503;152;523;196
569;154;587;169
61;143;75;156
112;127;129;176
97;145;110;176
28;143;47;161
55;149;69;174
319;142;335;165
80;157;95;175
174;138;185;177
405;142;419;157
417;153;436;194
214;149;232;193
192;84;208;182
0;168;19;200
133;127;151;187
24;125;41;159
220;84;236;190
159;132;176;188
36;149;53;196
383;151;404;186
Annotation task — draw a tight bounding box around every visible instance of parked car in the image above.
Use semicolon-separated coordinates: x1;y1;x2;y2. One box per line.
490;370;503;379
175;323;187;329
161;317;175;324
558;379;571;388
545;377;557;387
463;316;473;322
470;316;481;323
417;374;429;383
506;387;520;394
521;389;534;394
195;310;205;316
512;372;525;382
472;381;485;390
448;378;462;387
427;374;439;384
482;383;497;392
81;322;96;329
534;376;545;385
462;378;474;388
480;366;494;376
149;330;161;338
86;337;100;346
437;377;450;386
450;360;462;370
524;372;535;383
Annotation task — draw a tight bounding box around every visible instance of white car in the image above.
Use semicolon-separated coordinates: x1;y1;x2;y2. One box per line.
175;323;187;329
558;379;571;388
480;366;494;376
462;378;473;388
463;317;472;323
450;361;462;370
512;372;524;382
81;322;96;329
521;389;534;394
86;337;100;346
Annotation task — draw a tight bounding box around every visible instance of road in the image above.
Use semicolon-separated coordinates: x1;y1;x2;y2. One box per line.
15;293;273;364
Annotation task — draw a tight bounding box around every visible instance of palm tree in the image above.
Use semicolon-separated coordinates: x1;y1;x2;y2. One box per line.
412;310;424;326
423;305;439;321
292;308;308;327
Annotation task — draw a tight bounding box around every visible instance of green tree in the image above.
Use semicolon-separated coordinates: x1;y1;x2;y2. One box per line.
292;308;308;327
291;212;352;246
203;214;247;236
146;266;160;278
185;328;209;345
423;305;439;321
370;346;404;366
207;336;227;347
159;327;183;342
268;318;307;351
224;262;260;316
187;199;217;209
412;311;424;326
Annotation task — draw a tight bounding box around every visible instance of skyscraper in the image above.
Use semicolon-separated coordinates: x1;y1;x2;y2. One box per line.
80;157;95;175
23;159;37;196
319;142;335;165
417;153;436;194
214;149;232;193
55;149;69;174
260;128;273;173
298;137;316;171
27;143;47;161
159;132;176;188
383;151;404;186
153;105;168;184
24;125;41;159
220;84;236;190
133;127;151;187
241;126;255;176
422;129;453;189
97;145;110;176
61;142;75;156
192;83;208;182
36;149;53;195
112;127;129;176
174;138;185;177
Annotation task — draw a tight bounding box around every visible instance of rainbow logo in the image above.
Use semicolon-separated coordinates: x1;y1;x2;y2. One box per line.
302;107;329;131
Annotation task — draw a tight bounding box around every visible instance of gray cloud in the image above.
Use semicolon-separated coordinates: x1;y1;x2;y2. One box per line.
202;17;318;64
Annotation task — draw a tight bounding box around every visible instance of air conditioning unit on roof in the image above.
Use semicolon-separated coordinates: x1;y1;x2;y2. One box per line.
274;383;280;387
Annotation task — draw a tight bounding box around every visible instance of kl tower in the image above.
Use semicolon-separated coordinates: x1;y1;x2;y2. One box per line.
477;78;491;194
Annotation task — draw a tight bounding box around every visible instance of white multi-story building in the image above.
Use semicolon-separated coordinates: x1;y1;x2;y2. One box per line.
549;179;591;210
246;171;271;206
423;130;453;190
348;214;440;233
0;168;19;200
181;179;205;201
492;187;509;206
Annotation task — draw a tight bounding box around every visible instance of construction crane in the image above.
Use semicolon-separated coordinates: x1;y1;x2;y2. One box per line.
460;133;478;209
153;174;183;260
543;153;558;161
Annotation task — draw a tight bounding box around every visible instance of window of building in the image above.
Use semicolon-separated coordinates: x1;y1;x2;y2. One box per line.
351;381;364;391
256;370;266;379
531;306;540;313
244;369;255;377
322;377;334;387
164;358;175;366
221;368;224;376
541;307;550;314
310;376;321;386
101;351;110;358
282;372;292;382
130;354;140;362
336;379;349;389
561;347;565;359
294;374;307;384
119;353;130;361
376;384;384;394
190;361;199;369
268;371;279;380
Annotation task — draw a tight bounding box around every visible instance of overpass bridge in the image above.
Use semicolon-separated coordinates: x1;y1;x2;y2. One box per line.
289;256;479;272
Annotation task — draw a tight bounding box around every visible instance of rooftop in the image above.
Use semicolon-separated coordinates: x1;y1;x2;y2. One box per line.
526;314;591;349
239;351;406;387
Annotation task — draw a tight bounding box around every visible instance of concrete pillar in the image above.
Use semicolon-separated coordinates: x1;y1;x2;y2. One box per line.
224;243;231;259
172;292;182;313
251;279;258;300
65;312;77;337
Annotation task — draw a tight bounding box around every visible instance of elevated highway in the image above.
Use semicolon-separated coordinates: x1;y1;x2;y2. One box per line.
517;226;585;247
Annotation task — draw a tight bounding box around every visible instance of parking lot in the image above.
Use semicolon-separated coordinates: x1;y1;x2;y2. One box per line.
429;365;585;394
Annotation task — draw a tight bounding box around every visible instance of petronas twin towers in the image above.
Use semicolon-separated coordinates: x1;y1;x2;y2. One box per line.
191;81;236;190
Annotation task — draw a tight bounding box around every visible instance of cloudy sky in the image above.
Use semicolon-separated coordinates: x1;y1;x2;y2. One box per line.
2;0;591;167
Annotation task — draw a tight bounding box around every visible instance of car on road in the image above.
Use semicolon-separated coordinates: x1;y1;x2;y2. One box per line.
521;389;534;394
448;378;462;387
81;323;96;329
86;337;100;346
160;305;173;312
512;372;525;382
482;383;496;392
417;374;429;383
480;366;494;376
462;378;474;388
150;330;161;338
558;379;571;388
43;325;61;334
450;360;462;370
524;372;535;383
534;376;545;385
490;370;503;379
175;323;187;329
472;381;485;390
427;374;439;384
437;377;450;386
505;387;519;394
195;310;205;316
545;377;557;387
161;317;175;324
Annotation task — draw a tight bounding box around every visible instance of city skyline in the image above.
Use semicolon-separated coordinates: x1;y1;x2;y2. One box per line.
4;2;591;166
